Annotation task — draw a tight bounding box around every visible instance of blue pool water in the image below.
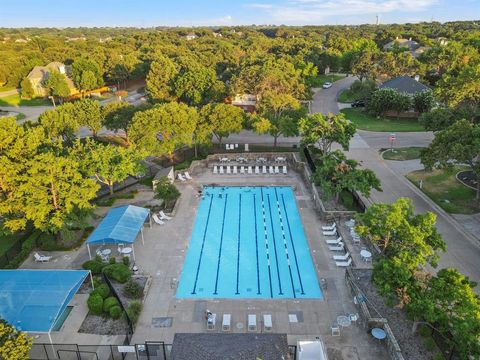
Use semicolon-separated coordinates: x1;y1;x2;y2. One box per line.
176;186;322;299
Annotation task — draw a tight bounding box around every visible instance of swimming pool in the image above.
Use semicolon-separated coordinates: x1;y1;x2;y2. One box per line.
176;186;322;299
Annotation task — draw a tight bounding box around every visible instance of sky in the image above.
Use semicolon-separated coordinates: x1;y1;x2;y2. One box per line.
0;0;478;27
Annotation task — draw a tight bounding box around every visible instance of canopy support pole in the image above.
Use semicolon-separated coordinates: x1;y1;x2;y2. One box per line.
89;270;95;290
132;245;136;262
87;244;92;260
141;228;145;245
149;212;152;228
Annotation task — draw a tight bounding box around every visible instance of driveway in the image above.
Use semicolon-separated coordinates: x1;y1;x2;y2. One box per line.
0;105;52;123
310;75;357;114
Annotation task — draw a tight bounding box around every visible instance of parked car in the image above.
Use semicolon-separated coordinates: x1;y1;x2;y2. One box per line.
322;82;332;89
351;100;366;108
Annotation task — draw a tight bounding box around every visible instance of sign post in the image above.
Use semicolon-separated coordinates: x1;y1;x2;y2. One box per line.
389;133;396;152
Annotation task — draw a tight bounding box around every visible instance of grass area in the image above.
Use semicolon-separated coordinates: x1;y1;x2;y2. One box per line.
341;108;425;132
0;94;50;107
338;89;364;103
308;74;346;87
382;147;425;161
407;167;480;214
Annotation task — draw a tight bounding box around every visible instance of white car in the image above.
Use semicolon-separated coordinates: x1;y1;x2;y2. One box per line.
322;82;332;89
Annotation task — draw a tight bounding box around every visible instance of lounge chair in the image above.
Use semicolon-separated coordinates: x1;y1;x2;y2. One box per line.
329;242;345;251
184;172;193;180
262;166;267;174
219;166;224;174
322;223;336;231
159;211;172;220
233;166;238;174
255;166;260;174
248;166;253;174
177;173;186;182
240;166;245;174
34;252;52;262
248;314;257;331
263;314;272;331
269;166;274;174
207;313;216;330
323;229;337;236
152;214;165;225
333;251;350;261
325;236;342;245
226;166;231;174
222;314;231;331
335;258;352;267
213;165;218;174
274;166;279;174
331;324;341;336
283;166;287;174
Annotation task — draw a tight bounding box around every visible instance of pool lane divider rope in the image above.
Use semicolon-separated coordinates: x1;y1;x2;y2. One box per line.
280;193;305;295
267;194;283;295
253;193;261;295
213;193;228;295
235;193;242;295
274;188;297;298
261;188;274;298
191;193;214;295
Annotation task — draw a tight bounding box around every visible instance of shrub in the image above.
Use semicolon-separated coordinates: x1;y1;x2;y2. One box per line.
109;305;122;319
126;301;142;324
93;284;110;299
109;257;116;265
38;233;57;251
87;293;104;315
123;278;143;299
5;230;42;269
154;177;180;207
122;256;130;266
103;296;119;312
82;260;105;275
424;336;436;351
103;263;131;283
432;353;445;360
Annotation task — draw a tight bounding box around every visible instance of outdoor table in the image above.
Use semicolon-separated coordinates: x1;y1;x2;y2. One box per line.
237;157;247;163
360;250;372;261
120;247;133;255
275;157;286;162
96;248;111;256
220;158;229;162
257;158;267;163
371;327;386;340
337;315;351;327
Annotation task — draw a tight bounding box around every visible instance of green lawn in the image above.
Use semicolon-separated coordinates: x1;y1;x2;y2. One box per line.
407;167;480;214
338;89;364;103
341;108;425;132
0;94;50;107
382;147;425;161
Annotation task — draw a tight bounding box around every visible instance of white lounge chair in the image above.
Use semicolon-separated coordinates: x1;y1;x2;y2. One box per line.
248;314;257;331
325;236;342;245
331;324;341;336
219;166;224;174
207;313;216;330
240;166;245;174
226;165;231;174
222;314;231;331
184;172;193;180
152;214;165;225
335;258;352;267
177;173;186;181
159;211;172;220
283;166;287;174
274;166;279;174
263;314;272;331
213;165;218;174
262;166;267;174
233;166;238;174
322;223;336;231
248;166;253;174
323;229;337;236
329;242;345;251
255;166;260;174
333;252;350;261
34;252;52;262
269;166;274;174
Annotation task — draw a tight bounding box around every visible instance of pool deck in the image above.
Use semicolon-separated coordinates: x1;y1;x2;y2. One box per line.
25;164;387;358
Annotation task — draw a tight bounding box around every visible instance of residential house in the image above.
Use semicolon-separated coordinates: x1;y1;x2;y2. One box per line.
383;37;428;58
26;61;77;97
226;94;258;113
379;76;430;96
185;33;197;41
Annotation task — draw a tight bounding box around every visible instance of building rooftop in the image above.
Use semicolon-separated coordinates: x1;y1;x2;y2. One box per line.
379;76;430;95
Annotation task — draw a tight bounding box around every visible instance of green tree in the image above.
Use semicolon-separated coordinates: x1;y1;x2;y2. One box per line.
154;176;180;208
129;102;198;159
74;98;102;137
145;56;178;102
199;103;244;145
38;103;79;143
173;66;224;106
102;101;136;144
391;91;412;119
420;107;475;131
299;112;356;154
421;119;480;201
312;150;381;203
71;58;103;95
20;78;34;100
412;90;434;113
368;88;410;117
436;64;480;110
0;319;32;360
43;70;71;105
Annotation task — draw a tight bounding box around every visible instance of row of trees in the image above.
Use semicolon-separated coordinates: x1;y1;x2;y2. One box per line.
357;198;479;358
367;88;435;117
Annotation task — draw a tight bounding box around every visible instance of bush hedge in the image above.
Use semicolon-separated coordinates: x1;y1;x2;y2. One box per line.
38;233;56;251
103;297;119;312
127;301;142;324
4;230;42;269
93;284;110;299
123;278;143;299
109;305;122;319
87;293;104;315
82;259;105;275
102;263;131;283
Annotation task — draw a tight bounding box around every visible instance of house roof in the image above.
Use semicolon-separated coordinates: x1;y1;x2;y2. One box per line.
27;62;67;80
170;333;289;360
379;76;430;95
384;38;420;51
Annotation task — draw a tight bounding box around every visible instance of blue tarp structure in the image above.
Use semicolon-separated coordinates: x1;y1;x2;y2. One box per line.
0;270;89;333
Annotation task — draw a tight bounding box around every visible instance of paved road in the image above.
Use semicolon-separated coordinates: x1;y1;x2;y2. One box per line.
0;105;52;123
310;75;357;114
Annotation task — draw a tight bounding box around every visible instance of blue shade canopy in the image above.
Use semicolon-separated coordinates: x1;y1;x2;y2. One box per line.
0;270;89;332
87;205;149;245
